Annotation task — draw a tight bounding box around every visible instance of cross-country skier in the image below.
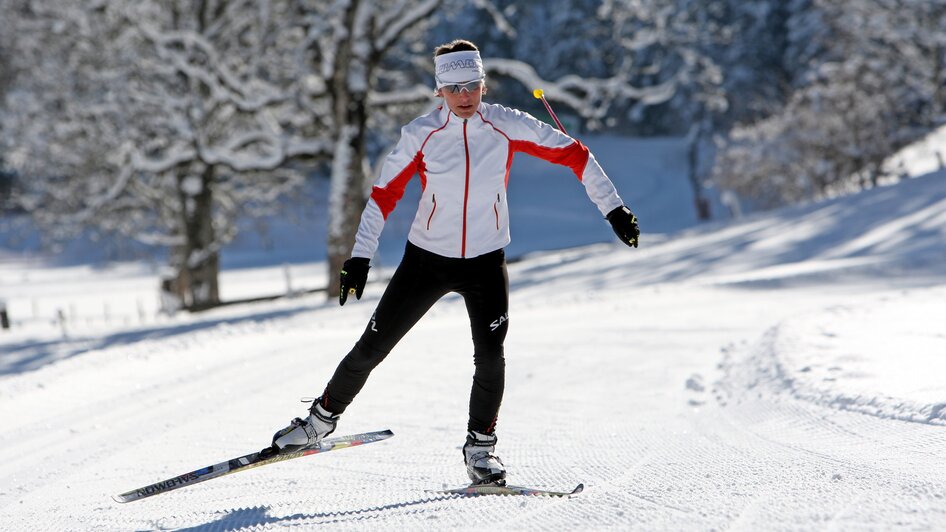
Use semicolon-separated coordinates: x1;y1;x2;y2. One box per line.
269;39;640;485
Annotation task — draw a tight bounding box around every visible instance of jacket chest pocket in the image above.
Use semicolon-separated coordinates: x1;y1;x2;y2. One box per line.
426;194;438;230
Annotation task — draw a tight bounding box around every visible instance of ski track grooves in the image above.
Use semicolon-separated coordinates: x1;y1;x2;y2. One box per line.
708;338;946;530
0;321;335;522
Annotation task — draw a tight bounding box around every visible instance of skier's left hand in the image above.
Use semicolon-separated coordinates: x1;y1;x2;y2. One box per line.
606;206;640;248
339;257;370;305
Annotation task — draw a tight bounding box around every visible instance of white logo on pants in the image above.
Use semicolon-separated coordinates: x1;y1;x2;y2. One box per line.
489;313;508;331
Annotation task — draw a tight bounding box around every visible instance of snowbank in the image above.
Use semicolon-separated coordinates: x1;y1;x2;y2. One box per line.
729;288;946;426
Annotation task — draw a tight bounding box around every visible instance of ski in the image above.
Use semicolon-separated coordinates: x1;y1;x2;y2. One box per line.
432;482;583;497
113;429;394;503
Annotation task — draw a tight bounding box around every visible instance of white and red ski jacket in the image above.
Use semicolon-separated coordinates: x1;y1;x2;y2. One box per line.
352;102;624;260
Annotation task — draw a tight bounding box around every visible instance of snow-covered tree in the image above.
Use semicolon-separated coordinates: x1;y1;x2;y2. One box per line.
120;0;337;308
2;1;128;228
2;0;331;309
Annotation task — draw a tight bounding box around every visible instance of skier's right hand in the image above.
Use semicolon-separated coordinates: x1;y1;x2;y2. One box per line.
339;257;370;306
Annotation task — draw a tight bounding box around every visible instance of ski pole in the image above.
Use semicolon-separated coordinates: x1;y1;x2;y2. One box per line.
533;88;567;134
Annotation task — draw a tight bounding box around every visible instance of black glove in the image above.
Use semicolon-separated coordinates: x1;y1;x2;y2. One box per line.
339;257;370;306
606;206;640;248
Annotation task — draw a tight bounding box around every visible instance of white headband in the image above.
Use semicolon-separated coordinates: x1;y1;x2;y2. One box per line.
434;50;485;88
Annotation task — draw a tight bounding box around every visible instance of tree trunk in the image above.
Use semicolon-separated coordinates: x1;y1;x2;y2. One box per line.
172;165;220;311
163;0;219;311
327;120;369;299
326;0;371;299
687;116;712;221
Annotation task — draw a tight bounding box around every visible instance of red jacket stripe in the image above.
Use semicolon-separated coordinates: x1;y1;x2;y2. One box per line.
478;111;589;183
509;139;590;182
370;154;419;220
370;113;451;220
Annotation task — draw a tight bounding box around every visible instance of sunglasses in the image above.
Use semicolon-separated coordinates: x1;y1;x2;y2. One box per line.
443;80;484;94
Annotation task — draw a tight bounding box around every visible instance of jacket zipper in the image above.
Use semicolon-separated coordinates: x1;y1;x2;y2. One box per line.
494;193;500;230
427;194;437;230
461;119;471;257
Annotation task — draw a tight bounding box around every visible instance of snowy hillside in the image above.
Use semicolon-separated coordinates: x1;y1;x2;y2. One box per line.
0;166;945;529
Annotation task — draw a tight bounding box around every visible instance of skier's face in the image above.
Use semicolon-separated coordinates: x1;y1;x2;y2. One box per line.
438;80;486;119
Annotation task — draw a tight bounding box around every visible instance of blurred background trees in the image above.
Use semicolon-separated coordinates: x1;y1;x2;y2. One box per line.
712;0;946;207
1;0;943;308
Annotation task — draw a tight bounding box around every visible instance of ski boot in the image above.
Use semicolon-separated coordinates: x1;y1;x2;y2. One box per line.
262;399;339;458
463;430;506;485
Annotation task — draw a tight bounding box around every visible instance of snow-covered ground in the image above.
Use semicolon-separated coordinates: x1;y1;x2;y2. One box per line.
1;136;945;530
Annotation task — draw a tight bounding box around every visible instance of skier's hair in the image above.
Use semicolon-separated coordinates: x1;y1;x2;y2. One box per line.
433;39;479;58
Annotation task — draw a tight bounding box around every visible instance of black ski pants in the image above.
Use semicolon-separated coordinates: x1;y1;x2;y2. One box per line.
323;241;509;434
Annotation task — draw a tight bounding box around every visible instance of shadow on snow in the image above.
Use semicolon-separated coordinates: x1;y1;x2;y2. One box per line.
174;496;455;531
0;302;330;376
